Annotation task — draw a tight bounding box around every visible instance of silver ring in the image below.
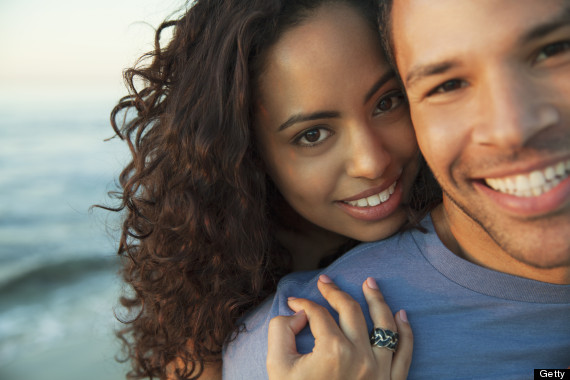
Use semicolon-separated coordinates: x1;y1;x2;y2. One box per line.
370;327;399;352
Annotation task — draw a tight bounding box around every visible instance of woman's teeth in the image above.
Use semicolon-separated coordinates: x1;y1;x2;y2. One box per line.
345;181;397;207
485;159;570;197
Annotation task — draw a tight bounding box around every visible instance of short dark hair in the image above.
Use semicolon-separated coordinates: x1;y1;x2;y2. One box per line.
378;0;397;74
377;0;442;229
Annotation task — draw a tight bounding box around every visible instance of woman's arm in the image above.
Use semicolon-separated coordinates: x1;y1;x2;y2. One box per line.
267;275;412;380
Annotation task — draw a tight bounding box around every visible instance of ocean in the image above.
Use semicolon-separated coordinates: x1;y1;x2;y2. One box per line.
0;99;130;380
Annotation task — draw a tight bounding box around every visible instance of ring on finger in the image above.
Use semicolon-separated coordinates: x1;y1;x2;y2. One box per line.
370;327;398;352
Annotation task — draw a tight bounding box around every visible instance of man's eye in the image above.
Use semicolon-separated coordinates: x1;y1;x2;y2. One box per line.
534;40;570;63
373;91;406;116
428;79;467;96
294;127;333;147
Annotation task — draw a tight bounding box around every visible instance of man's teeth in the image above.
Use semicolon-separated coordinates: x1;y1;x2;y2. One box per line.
485;159;570;197
346;182;397;207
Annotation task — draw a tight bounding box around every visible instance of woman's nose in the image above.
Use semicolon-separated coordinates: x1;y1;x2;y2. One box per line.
345;122;391;180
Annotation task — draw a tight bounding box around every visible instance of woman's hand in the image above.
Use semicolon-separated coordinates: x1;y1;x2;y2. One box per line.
267;275;412;380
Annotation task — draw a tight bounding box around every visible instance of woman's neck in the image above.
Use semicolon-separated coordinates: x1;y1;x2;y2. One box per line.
276;219;352;271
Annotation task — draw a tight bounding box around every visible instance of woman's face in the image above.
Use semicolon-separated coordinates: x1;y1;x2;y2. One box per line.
254;3;419;242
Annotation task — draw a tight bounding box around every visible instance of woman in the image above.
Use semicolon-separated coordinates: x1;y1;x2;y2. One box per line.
107;0;440;378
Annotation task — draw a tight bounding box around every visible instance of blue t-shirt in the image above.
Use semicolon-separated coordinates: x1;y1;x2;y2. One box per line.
223;216;570;379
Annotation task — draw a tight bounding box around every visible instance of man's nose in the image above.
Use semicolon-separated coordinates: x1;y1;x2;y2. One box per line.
345;122;391;180
473;67;559;148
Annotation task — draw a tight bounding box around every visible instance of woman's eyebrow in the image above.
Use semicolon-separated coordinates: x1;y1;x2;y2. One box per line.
276;70;396;132
364;69;395;103
278;111;340;131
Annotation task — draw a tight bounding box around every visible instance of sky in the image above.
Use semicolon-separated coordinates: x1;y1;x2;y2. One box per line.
0;0;187;108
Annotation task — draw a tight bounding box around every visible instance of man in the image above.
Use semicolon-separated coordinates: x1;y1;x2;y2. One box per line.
382;0;570;284
223;0;570;378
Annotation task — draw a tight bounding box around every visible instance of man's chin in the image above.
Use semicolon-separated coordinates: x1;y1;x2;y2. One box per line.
513;246;570;270
444;189;570;274
486;222;570;276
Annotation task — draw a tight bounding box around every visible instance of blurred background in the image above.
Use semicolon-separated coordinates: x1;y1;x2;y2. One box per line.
0;1;185;379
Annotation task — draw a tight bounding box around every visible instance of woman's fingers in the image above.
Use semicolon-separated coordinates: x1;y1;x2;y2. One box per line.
286;296;346;345
363;277;397;332
316;274;370;348
269;276;414;380
391;310;413;380
267;298;354;380
363;277;413;380
282;281;376;380
363;276;396;378
267;310;308;374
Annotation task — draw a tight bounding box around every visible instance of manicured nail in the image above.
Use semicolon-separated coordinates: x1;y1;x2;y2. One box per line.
366;277;379;289
288;296;297;301
398;309;408;323
319;274;333;283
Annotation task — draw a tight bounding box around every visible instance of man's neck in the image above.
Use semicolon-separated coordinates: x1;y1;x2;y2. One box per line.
430;202;570;285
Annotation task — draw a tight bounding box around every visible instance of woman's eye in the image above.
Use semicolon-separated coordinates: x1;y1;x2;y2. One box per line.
534;40;570;63
294;127;333;147
373;91;406;115
428;79;467;96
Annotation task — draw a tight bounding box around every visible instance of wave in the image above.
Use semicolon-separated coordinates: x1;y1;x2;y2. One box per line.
0;256;120;298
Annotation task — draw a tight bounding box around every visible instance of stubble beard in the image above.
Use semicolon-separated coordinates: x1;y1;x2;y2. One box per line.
441;185;570;270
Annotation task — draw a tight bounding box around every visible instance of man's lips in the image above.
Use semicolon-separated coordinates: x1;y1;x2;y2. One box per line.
482;157;570;198
473;156;570;216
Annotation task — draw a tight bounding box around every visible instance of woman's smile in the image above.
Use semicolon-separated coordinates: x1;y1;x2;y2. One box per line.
336;179;404;222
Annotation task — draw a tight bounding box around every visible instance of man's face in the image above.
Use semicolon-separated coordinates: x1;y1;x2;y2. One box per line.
392;0;570;270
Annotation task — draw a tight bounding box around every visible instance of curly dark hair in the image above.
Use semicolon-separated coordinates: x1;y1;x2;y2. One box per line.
106;0;440;379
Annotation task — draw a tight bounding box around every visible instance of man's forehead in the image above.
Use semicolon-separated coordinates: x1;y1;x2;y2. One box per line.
390;0;569;50
390;0;570;88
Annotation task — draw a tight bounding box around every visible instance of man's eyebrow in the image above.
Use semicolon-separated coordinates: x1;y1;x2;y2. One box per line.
278;111;341;131
518;6;570;45
404;60;460;89
364;69;396;103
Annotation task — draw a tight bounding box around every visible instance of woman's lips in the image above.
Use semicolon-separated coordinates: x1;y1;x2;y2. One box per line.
342;181;397;207
336;180;403;222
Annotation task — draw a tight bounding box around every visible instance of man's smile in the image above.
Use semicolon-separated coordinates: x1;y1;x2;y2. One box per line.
484;157;570;197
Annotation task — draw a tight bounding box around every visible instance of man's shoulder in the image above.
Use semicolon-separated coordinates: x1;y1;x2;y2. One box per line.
320;218;439;275
223;295;274;379
274;218;441;298
222;216;443;378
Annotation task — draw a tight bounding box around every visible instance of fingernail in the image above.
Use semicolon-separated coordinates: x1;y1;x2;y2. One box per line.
288;296;297;301
319;274;333;283
366;277;379;289
399;309;408;323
